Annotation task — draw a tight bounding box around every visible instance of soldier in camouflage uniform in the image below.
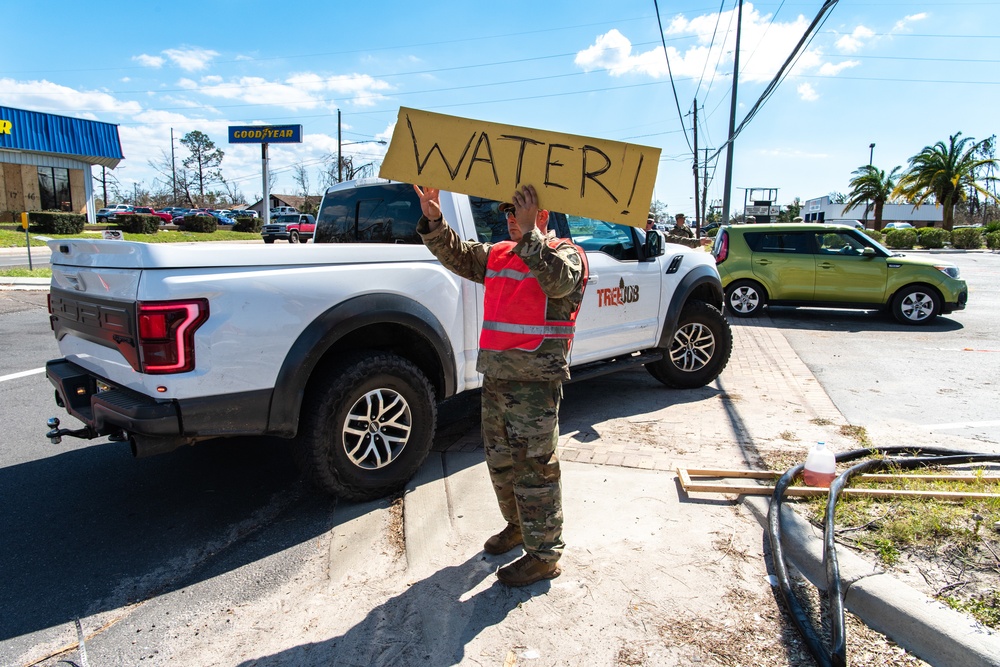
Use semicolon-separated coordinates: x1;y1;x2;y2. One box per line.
665;212;711;249
414;183;587;586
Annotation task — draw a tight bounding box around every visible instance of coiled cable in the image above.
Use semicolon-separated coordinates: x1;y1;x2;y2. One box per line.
768;446;1000;667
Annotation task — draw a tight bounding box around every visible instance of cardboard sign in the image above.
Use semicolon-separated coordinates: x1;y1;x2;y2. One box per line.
378;107;660;228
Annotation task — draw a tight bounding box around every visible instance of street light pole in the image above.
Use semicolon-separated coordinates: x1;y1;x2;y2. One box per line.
866;142;875;226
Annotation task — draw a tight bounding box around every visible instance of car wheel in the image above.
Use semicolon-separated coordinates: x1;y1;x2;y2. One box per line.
725;280;767;317
263;237;274;244
289;231;300;244
645;301;733;389
293;351;437;501
892;285;940;325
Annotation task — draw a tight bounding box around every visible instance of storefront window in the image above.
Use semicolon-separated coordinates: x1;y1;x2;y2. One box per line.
37;167;72;211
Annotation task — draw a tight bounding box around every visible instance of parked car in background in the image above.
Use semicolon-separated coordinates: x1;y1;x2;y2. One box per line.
712;222;968;324
270;206;298;217
825;219;865;231
96;208;114;222
120;207;172;224
213;212;236;226
261;213;315;243
883;222;915;230
231;209;259;218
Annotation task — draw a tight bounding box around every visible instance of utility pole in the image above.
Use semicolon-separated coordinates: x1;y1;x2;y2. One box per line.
692;99;700;236
171;128;177;206
702;148;710;225
721;0;744;225
337;109;343;183
101;166;107;206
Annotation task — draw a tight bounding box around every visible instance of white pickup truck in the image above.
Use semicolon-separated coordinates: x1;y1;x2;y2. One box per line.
44;179;733;500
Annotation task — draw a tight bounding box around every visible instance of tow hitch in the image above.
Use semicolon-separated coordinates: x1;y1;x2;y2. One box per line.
45;417;99;444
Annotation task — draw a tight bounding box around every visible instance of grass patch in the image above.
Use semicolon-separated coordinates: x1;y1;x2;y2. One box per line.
944;591;1000;629
0;267;51;278
0;227;261;247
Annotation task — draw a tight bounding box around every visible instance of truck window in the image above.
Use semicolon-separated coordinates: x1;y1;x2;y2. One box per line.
565;216;637;261
469;196;573;243
315;183;422;244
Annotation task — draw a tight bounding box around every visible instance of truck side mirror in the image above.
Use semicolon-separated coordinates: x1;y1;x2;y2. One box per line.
645;229;665;258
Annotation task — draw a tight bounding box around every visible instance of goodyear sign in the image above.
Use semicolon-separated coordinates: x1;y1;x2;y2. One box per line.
379;107;660;228
228;124;303;144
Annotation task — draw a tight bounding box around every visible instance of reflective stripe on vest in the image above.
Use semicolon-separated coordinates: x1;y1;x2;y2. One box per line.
480;239;584;352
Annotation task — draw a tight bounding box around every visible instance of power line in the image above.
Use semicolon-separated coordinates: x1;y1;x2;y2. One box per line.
653;0;694;152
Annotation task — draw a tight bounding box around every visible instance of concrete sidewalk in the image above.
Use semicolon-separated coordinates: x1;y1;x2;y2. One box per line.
424;317;1000;665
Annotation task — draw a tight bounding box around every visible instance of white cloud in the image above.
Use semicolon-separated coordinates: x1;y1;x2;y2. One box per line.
835;26;875;53
190;72;392;111
575;3;842;85
133;54;165;68
817;60;859;76
797;83;818;101
0;78;143;116
163;47;219;72
893;13;927;33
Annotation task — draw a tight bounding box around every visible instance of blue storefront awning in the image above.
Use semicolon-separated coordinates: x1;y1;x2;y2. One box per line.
0;106;124;168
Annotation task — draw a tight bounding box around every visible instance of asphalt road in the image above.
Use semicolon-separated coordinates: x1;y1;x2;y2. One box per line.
769;251;1000;445
0;290;479;665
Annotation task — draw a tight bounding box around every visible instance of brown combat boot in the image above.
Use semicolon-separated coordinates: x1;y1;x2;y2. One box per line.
497;554;561;586
484;523;523;555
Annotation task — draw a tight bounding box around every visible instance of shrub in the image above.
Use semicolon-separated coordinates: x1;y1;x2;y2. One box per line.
179;214;217;233
706;227;719;238
863;229;884;244
984;221;1000;234
951;228;983;249
918;227;949;249
884;229;916;249
113;214;160;234
985;231;1000;250
28;211;85;234
233;217;262;233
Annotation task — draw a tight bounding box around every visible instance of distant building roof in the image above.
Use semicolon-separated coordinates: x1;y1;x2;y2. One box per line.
0;106;124;168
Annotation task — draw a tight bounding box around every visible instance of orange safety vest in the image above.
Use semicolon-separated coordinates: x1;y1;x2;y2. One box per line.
480;239;588;352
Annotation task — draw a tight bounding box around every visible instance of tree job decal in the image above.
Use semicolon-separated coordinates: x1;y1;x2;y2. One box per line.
596;277;639;307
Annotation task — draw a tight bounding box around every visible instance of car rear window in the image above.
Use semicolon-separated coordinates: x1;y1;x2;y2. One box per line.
315;183;422;244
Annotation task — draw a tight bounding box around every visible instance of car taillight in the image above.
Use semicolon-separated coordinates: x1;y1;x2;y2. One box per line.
715;231;729;264
137;299;209;374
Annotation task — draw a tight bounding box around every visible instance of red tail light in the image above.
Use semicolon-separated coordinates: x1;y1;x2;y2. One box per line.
715;231;729;264
137;299;209;374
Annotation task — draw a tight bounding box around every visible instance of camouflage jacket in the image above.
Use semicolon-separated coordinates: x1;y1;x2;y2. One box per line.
665;224;702;248
417;215;586;381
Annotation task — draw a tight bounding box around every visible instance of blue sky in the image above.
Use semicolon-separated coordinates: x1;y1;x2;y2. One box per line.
3;1;997;217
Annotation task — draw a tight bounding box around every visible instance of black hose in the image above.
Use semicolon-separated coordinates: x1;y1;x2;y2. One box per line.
768;446;1000;667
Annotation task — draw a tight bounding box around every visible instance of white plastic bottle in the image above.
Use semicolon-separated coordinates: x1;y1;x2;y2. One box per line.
803;441;837;488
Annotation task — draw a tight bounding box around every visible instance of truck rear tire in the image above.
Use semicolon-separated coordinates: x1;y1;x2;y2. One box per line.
645;301;732;389
293;351;437;501
289;231;300;243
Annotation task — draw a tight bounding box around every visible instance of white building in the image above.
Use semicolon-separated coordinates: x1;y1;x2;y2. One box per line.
802;195;943;228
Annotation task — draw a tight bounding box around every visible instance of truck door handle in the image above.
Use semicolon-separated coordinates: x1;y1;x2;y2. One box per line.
588;274;598;284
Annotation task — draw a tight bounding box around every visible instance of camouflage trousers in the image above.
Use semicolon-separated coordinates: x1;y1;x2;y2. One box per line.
480;375;564;563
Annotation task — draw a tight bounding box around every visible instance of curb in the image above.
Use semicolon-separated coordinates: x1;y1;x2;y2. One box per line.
743;496;1000;666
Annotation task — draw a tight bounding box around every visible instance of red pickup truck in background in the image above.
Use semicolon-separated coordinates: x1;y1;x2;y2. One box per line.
261;213;316;243
112;207;173;224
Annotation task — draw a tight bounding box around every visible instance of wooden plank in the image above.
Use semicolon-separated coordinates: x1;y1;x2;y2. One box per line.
684;468;1000;482
676;468;1000;500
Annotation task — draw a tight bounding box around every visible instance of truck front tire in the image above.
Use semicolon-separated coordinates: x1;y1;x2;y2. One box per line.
645;301;732;389
294;351;437;501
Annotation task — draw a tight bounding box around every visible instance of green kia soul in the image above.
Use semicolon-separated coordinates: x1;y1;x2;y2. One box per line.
711;223;968;324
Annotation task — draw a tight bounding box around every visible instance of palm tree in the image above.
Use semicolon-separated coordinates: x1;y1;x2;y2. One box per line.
842;165;901;231
893;133;999;231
